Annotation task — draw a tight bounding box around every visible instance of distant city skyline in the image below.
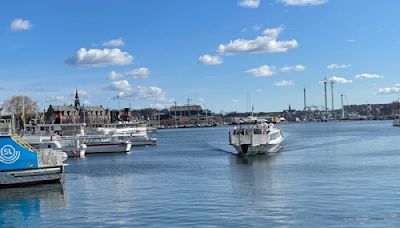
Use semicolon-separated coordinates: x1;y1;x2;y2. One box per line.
1;0;400;112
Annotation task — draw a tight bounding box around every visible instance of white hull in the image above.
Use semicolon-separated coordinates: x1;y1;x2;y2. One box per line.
64;148;86;157
85;143;132;154
0;166;63;187
231;140;283;156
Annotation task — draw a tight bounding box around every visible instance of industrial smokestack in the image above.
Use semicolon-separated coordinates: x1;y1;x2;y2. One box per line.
331;81;334;111
341;94;345;119
304;88;307;110
324;77;328;111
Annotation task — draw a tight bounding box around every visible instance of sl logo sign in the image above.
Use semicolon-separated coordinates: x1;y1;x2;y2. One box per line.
0;145;20;164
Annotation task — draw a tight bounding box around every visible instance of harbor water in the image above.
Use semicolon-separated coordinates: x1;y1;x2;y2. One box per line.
1;121;400;227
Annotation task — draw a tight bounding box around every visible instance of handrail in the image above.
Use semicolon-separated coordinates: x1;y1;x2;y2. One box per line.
12;134;37;152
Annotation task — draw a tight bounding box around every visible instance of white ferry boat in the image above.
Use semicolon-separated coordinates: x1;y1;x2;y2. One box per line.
229;122;284;156
0;134;67;187
75;135;132;154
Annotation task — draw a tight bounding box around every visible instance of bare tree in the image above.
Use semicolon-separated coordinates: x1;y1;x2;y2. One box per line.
2;96;38;130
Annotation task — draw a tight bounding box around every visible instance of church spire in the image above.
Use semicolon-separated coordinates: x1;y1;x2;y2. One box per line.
74;89;80;110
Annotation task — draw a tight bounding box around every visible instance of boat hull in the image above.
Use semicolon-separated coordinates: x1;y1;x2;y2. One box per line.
232;142;282;156
0;166;63;188
85;143;132;154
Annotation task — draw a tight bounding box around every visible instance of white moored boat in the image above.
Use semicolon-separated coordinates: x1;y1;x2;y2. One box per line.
393;115;400;127
76;135;132;154
229;122;284;156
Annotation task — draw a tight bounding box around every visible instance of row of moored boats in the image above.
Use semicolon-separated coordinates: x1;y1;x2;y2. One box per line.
0;121;157;187
22;122;157;157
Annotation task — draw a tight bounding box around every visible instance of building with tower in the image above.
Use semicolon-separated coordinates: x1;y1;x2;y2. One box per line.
45;90;111;126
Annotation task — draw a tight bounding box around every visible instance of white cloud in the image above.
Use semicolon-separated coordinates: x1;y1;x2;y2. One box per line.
327;76;352;84
229;99;240;103
109;71;121;80
279;0;328;6
354;73;384;80
198;55;223;65
238;0;260;8
65;48;133;67
116;86;167;101
281;64;306;72
378;84;400;94
105;80;132;91
52;96;66;102
10;18;32;31
345;39;356;43
102;38;125;47
109;67;151;80
327;64;351;70
216;26;298;55
246;65;276;77
274;80;294;87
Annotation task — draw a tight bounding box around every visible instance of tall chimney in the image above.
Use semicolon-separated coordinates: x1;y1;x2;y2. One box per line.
304;88;307;110
331;81;334;111
341;94;345;119
324;77;328;111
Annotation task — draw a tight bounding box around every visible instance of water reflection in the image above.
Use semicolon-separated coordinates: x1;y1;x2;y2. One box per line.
229;152;293;226
233;153;279;165
0;184;66;227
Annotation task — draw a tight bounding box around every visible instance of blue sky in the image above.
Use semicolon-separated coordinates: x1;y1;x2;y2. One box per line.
1;0;400;112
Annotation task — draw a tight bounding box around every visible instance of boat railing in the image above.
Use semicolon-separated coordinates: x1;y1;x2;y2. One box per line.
232;127;270;136
12;134;37;152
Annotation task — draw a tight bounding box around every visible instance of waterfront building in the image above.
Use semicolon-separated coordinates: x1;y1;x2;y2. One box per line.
169;105;212;121
46;105;79;124
45;90;111;126
80;106;110;127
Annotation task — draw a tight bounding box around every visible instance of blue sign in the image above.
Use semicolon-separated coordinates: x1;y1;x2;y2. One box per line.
0;136;38;171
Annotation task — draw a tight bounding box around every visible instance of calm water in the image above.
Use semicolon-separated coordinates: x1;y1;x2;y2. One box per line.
1;121;400;227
